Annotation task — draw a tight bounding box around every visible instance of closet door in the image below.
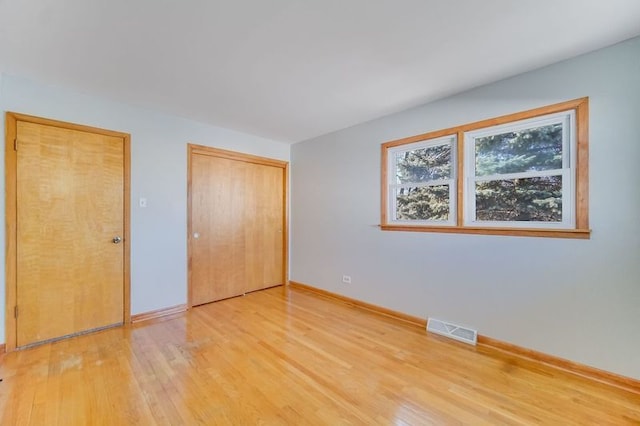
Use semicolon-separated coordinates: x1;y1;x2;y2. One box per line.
189;145;287;306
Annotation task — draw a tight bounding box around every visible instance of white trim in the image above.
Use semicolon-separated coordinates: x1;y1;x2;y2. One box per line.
387;134;456;156
473;168;563;183
390;178;453;188
465;111;572;140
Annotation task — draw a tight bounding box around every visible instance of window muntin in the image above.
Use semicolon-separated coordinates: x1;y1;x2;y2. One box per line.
388;136;456;225
464;112;575;228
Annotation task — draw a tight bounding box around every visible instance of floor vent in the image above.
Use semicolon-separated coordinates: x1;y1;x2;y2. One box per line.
427;318;477;345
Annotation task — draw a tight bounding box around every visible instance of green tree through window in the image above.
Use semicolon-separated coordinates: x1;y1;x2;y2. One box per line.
395;144;452;221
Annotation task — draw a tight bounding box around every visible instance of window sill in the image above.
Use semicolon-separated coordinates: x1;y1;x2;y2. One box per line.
379;224;591;239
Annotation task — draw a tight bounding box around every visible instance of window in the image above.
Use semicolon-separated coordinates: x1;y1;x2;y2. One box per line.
381;98;589;238
464;112;574;229
387;135;456;225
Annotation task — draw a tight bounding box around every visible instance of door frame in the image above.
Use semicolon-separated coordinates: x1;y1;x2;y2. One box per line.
5;112;131;351
187;144;289;308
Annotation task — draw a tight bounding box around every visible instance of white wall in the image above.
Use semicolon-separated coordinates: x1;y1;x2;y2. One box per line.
291;37;640;379
0;74;290;343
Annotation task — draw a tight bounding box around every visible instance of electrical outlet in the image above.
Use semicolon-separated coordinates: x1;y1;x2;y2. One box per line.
342;275;351;284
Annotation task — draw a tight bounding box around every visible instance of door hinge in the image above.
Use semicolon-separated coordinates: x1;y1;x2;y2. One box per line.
14;305;18;318
14;138;17;151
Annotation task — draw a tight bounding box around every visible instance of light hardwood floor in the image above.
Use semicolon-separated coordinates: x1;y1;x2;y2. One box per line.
1;286;638;425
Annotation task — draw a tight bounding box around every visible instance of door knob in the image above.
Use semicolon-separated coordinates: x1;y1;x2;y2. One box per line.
112;236;122;244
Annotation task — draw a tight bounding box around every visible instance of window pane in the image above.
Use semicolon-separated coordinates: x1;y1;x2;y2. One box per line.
475;123;563;176
396;186;449;221
396;143;451;184
475;176;562;222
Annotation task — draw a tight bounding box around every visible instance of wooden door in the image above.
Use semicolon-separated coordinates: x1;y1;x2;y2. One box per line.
5;113;130;349
188;145;287;306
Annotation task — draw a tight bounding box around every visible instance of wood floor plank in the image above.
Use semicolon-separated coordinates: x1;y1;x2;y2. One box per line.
0;286;638;425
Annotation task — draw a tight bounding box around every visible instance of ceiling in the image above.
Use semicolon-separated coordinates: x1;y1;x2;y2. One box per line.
1;1;640;143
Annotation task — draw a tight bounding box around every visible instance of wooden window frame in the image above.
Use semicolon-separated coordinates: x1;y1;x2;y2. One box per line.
380;98;590;239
